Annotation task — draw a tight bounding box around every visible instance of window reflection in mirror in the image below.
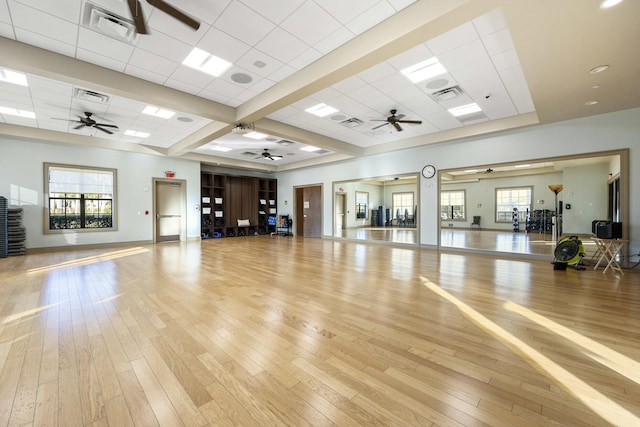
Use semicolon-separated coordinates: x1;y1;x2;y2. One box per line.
439;151;626;259
333;174;419;245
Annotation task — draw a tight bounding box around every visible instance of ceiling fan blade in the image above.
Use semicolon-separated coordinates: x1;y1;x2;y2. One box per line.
73;124;87;130
127;0;148;34
371;123;389;130
94;123;119;129
392;122;403;132
397;120;422;124
94;126;115;135
148;0;200;30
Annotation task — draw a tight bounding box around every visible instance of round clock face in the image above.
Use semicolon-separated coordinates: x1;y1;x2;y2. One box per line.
422;165;436;179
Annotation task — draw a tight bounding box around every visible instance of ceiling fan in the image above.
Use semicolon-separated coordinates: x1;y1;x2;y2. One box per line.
55;112;119;135
371;109;422;132
257;149;283;161
126;0;200;35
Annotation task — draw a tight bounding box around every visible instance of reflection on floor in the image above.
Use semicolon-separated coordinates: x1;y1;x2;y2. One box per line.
335;226;599;259
335;226;417;245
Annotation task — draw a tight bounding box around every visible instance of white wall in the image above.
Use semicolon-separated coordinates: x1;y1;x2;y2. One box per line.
0;137;201;248
276;107;640;256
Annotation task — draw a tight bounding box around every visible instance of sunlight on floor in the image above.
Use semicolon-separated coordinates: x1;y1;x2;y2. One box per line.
27;246;150;273
504;301;640;386
420;276;640;426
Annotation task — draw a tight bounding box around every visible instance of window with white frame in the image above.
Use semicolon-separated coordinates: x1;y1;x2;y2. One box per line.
355;191;369;219
441;190;466;220
392;192;414;220
495;186;532;222
45;163;116;231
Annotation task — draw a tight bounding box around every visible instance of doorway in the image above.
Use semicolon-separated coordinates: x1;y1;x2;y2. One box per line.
153;178;186;243
335;193;346;234
295;185;322;237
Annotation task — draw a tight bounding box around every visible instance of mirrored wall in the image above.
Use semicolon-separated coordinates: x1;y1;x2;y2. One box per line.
439;150;627;258
333;174;419;245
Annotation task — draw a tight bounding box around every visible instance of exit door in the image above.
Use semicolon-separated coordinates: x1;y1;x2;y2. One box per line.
154;179;186;242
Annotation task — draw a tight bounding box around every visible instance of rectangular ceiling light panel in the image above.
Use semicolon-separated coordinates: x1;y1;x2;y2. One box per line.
183;48;232;77
401;58;447;83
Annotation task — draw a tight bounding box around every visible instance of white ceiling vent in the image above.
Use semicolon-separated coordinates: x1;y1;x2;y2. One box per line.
430;86;465;102
275;139;295;146
340;117;363;128
74;88;110;104
82;2;139;43
314;149;330;154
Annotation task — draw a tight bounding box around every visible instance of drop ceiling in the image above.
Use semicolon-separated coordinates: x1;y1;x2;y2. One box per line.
0;0;639;172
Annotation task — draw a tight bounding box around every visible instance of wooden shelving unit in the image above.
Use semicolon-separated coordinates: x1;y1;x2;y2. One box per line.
201;172;276;238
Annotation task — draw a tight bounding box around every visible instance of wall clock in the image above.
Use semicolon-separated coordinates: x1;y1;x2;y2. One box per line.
421;164;436;179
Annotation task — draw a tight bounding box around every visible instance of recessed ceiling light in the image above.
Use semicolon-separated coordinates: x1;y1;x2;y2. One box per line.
464;169;479;173
0;69;28;86
142;105;175;119
448;103;482;117
305;103;339;117
585;100;600;106
210;146;232;152
401;57;447;83
124;130;150;138
300;145;321;152
589;65;609;74
183;48;232;77
514;164;530;168
243;131;268;140
0;106;35;119
592;85;601;89
600;0;623;8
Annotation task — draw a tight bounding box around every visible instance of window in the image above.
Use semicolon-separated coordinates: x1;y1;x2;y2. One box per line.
441;190;466;220
495;186;532;222
393;192;414;219
355;191;368;219
44;163;116;231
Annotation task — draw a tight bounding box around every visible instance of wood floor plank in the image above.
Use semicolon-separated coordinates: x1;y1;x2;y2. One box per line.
1;237;640;426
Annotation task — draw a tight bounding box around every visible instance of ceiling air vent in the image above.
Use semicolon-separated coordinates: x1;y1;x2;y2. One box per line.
275;139;295;146
82;1;139;43
340;117;363;128
74;88;110;104
314;149;330;154
430;85;464;102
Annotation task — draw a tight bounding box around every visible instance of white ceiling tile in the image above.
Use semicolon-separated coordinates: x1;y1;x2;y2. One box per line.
281;2;341;46
168;65;217;89
235;49;284;78
0;0;11;24
332;76;368;94
437;39;487;73
386;43;434;71
13;28;76;57
267;64;296;81
239;0;304;25
201;78;245;100
0;21;14;38
388;0;418;11
215;1;276;46
242;77;276;94
472;8;507;37
345;1;395;35
358;61;398;85
13;0;81;22
499;65;535;114
317;0;380;25
9;1;78;46
151;0;228;27
0;80;29;97
28;76;73;97
427;22;478;56
256;27;308;64
315;26;354;54
287;48;322;71
491;48;521;72
127;49;178;79
135;29;192;63
76;48;127;73
482;27;515;56
77;27;135;63
197;27;251;63
164;78;202;96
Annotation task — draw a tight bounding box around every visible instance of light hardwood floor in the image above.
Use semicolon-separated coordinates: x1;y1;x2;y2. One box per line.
1;236;639;426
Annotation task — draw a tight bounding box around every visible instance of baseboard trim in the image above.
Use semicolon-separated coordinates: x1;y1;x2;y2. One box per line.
26;240;154;254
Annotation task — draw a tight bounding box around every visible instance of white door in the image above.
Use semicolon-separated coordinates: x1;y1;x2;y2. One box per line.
155;179;185;242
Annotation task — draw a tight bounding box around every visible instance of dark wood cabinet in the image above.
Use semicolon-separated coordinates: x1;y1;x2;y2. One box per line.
201;172;276;238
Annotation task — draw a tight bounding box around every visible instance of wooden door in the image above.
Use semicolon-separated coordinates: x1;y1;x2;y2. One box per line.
296;185;321;237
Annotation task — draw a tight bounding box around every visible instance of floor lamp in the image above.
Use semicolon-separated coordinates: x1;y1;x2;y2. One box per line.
548;184;563;241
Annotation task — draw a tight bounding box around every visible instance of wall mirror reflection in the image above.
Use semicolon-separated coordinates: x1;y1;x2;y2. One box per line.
439;150;627;260
333;174;418;245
